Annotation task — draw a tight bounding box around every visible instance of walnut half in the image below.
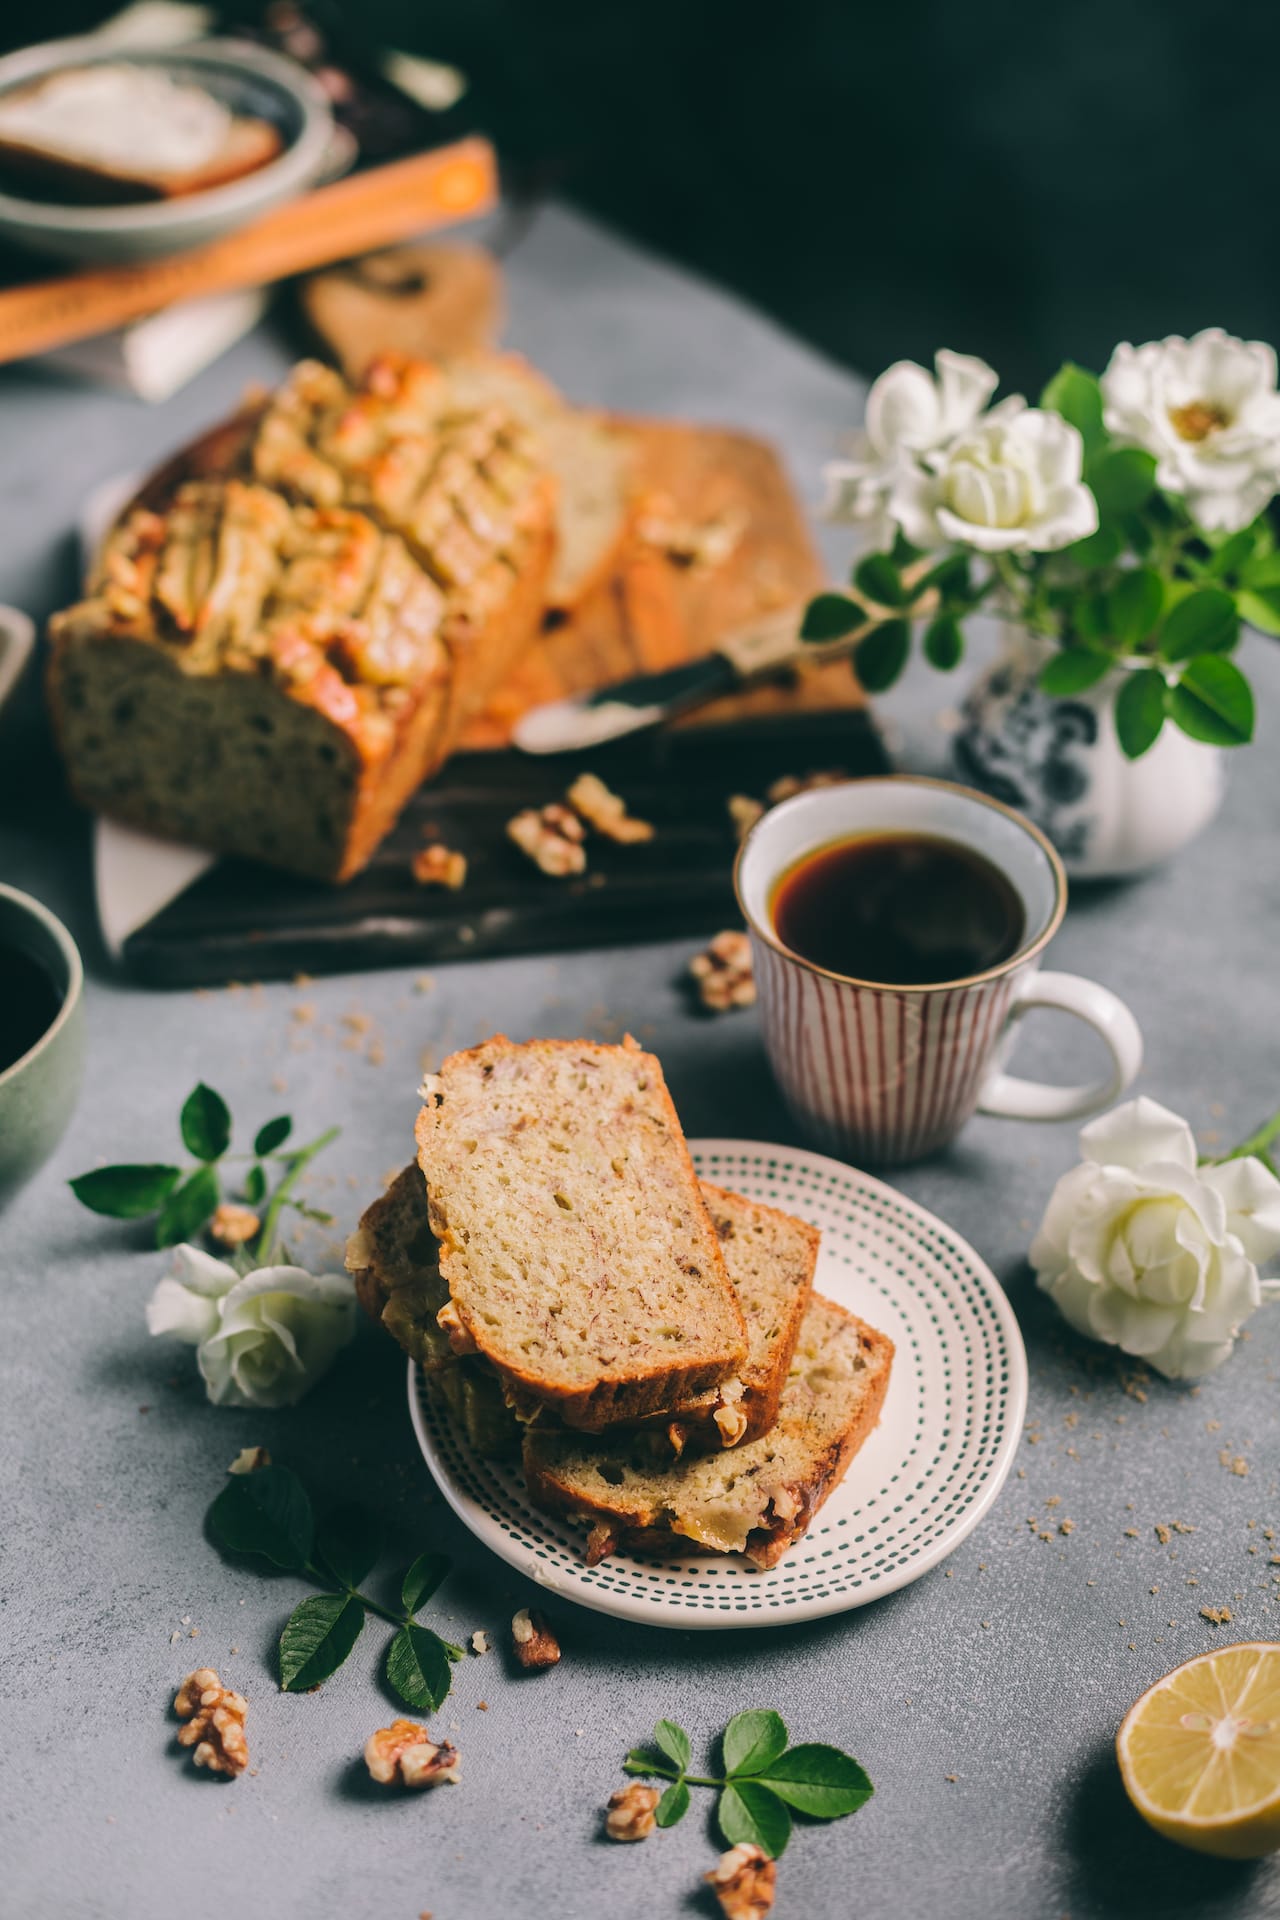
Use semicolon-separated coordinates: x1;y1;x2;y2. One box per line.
173;1669;248;1777
364;1719;460;1788
511;1607;561;1669
705;1843;777;1919
689;931;755;1012
605;1782;660;1841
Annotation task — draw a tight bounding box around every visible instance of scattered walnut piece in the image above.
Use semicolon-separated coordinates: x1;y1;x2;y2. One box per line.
1200;1606;1234;1626
1155;1523;1172;1545
470;1630;490;1656
765;769;847;805
511;1607;560;1669
209;1203;261;1249
364;1719;460;1788
605;1782;660;1841
228;1446;271;1475
412;842;467;889
637;501;747;570
507;804;587;877
566;771;654;844
173;1669;248;1777
689;930;755;1011
584;1520;619;1567
727;794;765;842
705;1843;777;1919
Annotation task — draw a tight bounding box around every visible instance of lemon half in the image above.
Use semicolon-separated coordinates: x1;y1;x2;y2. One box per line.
1117;1642;1280;1859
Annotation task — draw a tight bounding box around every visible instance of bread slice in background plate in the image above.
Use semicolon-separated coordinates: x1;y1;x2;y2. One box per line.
347;1163;816;1456
522;1296;894;1569
414;1035;747;1433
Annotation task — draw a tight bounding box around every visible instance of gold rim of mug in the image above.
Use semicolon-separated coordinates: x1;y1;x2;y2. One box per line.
733;773;1068;997
0;882;84;1089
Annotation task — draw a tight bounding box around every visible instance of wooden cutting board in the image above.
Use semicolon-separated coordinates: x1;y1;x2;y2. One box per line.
460;417;866;749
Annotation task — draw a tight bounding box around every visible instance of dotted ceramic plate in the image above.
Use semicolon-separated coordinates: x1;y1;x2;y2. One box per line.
407;1139;1027;1628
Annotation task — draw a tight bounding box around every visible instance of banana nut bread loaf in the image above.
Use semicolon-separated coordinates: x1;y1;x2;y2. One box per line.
414;1035;748;1433
47;354;557;881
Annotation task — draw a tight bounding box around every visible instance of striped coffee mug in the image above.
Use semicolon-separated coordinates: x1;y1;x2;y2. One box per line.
735;776;1142;1166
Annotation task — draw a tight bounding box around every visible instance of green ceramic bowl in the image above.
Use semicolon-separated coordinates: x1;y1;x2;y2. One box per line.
0;885;85;1206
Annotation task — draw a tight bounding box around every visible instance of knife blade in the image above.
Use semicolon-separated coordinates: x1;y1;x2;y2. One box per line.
512;602;874;755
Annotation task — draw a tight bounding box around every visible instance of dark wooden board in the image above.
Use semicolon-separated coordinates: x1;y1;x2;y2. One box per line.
123;712;888;986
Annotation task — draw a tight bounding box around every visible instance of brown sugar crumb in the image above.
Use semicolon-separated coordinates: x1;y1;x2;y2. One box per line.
291;1003;315;1025
341;1012;372;1035
1124;1529;1140;1539
270;1074;288;1095
476;1701;488;1711
1220;1451;1249;1476
292;972;313;987
1064;1411;1080;1430
1200;1606;1233;1625
944;1774;959;1783
413;974;436;995
1045;1495;1061;1509
1207;1420;1222;1433
1060;1519;1075;1536
1155;1524;1172;1545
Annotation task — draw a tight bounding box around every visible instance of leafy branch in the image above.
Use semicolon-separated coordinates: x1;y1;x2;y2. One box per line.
807;359;1261;759
68;1082;338;1264
622;1710;872;1858
206;1464;463;1709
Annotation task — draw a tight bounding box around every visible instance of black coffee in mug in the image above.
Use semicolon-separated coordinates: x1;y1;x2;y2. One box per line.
770;831;1026;987
0;941;64;1073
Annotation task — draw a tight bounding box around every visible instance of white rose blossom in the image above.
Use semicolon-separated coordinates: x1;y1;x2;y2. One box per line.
1030;1097;1280;1381
824;349;999;536
1101;328;1280;533
889;400;1099;555
147;1244;357;1408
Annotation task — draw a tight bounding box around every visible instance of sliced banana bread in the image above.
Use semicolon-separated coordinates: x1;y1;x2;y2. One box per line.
48;356;556;883
414;1036;747;1432
523;1295;894;1569
348;1163;816;1455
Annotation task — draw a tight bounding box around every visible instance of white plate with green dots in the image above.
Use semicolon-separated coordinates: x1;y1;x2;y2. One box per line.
408;1139;1027;1628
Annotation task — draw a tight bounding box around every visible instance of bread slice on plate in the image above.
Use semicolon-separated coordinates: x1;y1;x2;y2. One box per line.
348;1163;816;1455
523;1295;894;1569
414;1035;747;1432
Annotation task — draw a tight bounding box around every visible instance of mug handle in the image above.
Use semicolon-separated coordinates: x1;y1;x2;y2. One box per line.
977;970;1143;1123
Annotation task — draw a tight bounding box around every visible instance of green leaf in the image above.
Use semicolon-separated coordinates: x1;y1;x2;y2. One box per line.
623;1749;678;1778
854;619;910;692
655;1780;690;1828
1038;646;1113;696
718;1780;792;1859
244;1163;267;1206
654;1719;691;1772
279;1592;364;1692
888;529;919;568
1104;567;1163;648
1088;447;1157;517
1040;362;1106;459
1205;526;1259;580
154;1164;220;1248
386;1622;454;1714
254;1115;292;1156
800;592;863;642
1159;587;1239;661
207;1464;314;1571
316;1504;382;1591
401;1552;450;1616
755;1743;874;1819
1064;521;1124;570
723;1709;789;1778
180;1083;231;1162
852;553;906;607
920;552;970;598
1235;586;1280;637
1167;654;1255;746
922;614;963;671
1114;666;1168;760
68;1163;181;1219
1239;547;1280;589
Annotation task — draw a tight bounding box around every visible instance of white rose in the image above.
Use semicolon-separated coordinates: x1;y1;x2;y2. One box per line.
1101;328;1280;533
888;401;1099;554
147;1244;357;1408
1030;1097;1280;1381
824;349;999;533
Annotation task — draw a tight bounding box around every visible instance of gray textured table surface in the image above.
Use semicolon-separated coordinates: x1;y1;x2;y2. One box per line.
2;206;1279;1920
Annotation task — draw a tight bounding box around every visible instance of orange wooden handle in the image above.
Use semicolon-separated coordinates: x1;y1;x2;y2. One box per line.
0;137;497;364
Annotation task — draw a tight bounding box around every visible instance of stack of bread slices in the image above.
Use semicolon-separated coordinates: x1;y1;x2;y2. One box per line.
347;1036;893;1569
